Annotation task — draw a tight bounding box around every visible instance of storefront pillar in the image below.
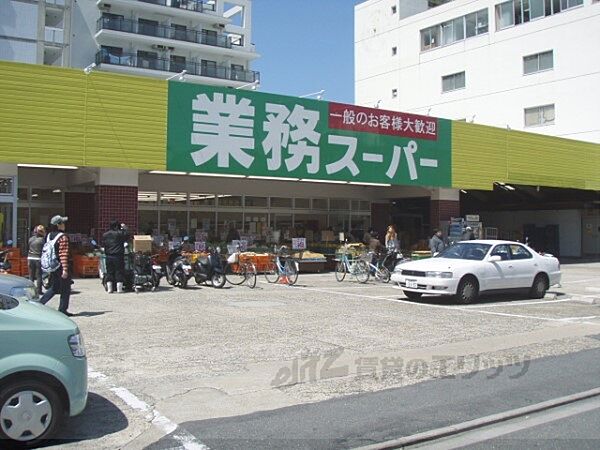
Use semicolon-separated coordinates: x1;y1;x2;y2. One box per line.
430;188;460;231
94;169;139;239
0;163;18;247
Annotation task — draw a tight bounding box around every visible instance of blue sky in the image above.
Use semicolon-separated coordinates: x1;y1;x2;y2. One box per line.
252;0;360;104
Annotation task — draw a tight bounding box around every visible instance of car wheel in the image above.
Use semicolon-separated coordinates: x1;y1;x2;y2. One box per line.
530;274;548;299
455;276;479;304
0;379;64;446
403;291;422;301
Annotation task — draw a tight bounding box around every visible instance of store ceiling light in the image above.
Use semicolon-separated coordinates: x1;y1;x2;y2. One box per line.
52;189;62;193
148;171;187;175
18;164;78;170
189;173;247;178
247;176;300;181
348;182;392;187
299;179;348;184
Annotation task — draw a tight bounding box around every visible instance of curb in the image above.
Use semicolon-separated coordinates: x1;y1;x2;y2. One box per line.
352;387;600;450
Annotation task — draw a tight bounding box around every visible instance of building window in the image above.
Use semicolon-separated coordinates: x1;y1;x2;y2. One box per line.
524;104;555;127
391;5;397;14
496;0;583;31
392;46;397;56
392;88;398;98
420;9;488;51
523;50;553;74
442;72;465;93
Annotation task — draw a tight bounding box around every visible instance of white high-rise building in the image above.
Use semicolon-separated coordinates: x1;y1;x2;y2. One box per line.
0;0;260;86
355;0;600;143
0;0;72;67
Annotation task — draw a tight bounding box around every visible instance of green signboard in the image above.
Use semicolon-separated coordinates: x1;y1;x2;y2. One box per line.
167;83;451;187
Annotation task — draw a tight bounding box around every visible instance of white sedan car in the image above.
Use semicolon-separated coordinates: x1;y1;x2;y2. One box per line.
391;240;561;304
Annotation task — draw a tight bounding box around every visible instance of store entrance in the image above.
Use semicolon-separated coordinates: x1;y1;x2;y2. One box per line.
390;197;430;252
0;202;14;247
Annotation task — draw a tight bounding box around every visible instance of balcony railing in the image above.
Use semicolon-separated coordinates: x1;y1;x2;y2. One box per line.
45;26;64;44
95;51;259;83
97;17;241;48
138;0;216;13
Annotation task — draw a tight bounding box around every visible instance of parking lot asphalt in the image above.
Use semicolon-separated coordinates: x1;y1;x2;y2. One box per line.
44;262;600;449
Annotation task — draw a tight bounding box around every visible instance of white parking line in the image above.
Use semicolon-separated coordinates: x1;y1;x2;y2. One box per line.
264;282;600;325
458;298;574;308
561;278;600;284
88;368;209;450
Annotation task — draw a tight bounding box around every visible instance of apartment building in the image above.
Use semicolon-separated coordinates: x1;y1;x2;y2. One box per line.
355;0;600;143
0;0;259;86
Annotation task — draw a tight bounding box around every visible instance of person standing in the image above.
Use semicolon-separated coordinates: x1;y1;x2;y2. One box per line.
40;215;73;316
27;225;45;296
102;220;130;293
385;225;400;251
429;229;446;256
462;226;475;241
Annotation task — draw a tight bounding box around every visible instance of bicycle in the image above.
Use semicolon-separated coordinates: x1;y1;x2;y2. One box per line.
264;246;299;285
334;244;370;283
365;251;391;283
224;246;257;289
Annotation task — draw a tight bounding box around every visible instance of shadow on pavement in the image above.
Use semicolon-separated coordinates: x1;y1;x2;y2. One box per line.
73;310;112;317
36;392;128;448
402;291;568;306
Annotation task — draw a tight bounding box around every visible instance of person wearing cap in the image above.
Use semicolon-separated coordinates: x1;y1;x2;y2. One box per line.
28;225;46;295
40;215;73;316
462;226;475;241
102;220;130;293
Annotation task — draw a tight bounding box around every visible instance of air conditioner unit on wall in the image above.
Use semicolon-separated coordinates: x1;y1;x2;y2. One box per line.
213;23;225;29
152;44;168;51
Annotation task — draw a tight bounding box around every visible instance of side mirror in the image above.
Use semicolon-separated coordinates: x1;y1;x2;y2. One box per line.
91;240;98;247
183;236;190;242
488;255;502;263
6;240;13;247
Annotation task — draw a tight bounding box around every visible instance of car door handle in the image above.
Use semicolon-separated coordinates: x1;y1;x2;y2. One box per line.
508;265;514;269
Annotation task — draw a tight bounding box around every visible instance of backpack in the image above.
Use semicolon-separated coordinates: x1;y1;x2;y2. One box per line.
41;232;64;273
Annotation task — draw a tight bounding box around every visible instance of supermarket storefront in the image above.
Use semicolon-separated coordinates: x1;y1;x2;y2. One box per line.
2;60;600;256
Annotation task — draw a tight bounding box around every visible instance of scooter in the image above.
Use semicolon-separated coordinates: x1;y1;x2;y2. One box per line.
132;252;163;292
164;239;192;289
381;247;407;273
192;246;226;288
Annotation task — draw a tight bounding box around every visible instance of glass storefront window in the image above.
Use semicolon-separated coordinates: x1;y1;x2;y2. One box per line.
329;214;350;233
294;213;327;242
18;188;28;202
330;199;350;210
352;200;371;211
30;207;63;229
245;196;268;207
244;213;268;237
189;193;215;206
0;203;13;247
160;192;188;206
294;198;310;209
31;188;62;203
312;198;328;210
0;178;14;196
218;212;243;241
138;210;158;235
190;211;216;241
218;195;242;207
139;191;158;205
160;210;188;238
271;197;292;208
272;214;292;242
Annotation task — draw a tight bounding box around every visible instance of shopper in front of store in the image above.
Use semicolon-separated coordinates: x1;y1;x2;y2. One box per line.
40;215;73;316
102;220;130;294
385;225;400;251
27;224;46;296
429;229;446;256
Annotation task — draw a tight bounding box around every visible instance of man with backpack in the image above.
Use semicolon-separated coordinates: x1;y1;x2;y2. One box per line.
40;215;73;316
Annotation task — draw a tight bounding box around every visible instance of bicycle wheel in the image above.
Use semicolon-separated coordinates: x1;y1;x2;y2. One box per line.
245;263;257;289
376;266;391;283
225;262;245;285
264;260;279;283
334;261;346;282
285;259;299;286
355;260;370;284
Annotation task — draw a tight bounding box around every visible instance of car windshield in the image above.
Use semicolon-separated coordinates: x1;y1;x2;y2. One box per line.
10;286;38;302
435;242;492;261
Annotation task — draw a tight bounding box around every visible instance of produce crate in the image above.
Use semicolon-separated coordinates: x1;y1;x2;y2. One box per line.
73;255;100;278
